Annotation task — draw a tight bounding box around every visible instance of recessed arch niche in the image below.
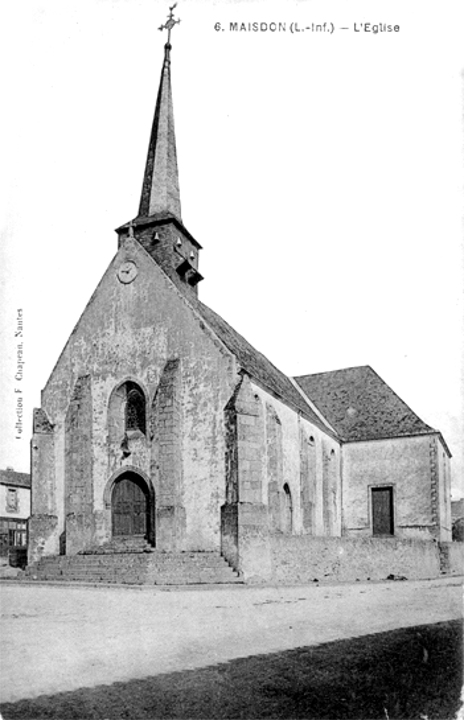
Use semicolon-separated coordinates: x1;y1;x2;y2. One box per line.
108;379;148;443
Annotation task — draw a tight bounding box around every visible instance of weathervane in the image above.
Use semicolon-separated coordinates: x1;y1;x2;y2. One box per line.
159;3;181;44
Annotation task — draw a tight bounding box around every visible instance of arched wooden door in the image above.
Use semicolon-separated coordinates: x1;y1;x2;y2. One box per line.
112;475;149;537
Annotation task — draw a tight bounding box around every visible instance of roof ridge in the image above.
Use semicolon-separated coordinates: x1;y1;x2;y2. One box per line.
294;364;372;380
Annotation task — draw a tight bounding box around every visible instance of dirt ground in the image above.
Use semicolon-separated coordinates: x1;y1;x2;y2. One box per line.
0;577;462;706
1;620;462;719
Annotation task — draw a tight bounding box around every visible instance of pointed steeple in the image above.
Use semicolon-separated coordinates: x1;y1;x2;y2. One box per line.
138;41;181;220
117;7;203;296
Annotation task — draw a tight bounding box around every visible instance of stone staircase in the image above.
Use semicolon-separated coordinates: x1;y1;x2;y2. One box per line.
24;549;242;585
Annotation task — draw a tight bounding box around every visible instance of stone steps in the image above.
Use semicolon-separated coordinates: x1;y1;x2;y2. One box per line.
80;537;154;555
24;551;242;585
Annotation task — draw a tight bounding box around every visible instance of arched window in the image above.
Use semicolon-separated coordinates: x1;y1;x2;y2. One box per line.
125;383;146;434
283;483;293;534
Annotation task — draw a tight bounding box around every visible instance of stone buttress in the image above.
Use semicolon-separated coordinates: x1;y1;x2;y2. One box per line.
221;373;272;583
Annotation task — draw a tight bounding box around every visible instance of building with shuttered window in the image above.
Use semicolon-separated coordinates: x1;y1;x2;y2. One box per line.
0;468;30;559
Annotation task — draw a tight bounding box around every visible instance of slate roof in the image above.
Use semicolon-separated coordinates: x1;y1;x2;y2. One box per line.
138;43;182;221
294;366;435;443
193;300;335;436
0;468;31;488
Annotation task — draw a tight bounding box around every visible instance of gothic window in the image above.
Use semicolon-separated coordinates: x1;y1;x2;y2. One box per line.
125;384;146;435
283;483;293;534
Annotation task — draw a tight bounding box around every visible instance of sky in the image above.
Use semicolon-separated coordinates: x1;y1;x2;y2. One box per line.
0;0;463;497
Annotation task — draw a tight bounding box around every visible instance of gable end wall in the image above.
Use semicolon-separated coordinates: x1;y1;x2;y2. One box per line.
32;238;240;554
342;434;451;540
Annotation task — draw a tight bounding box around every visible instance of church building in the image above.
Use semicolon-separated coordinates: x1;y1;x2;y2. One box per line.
27;16;453;584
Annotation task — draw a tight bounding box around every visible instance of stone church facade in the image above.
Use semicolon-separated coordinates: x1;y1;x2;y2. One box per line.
28;37;453;583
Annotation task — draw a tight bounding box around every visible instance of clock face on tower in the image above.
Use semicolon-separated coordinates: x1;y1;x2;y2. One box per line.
117;261;138;284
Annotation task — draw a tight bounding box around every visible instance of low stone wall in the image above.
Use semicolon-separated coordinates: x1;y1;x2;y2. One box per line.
270;535;442;584
446;542;464;575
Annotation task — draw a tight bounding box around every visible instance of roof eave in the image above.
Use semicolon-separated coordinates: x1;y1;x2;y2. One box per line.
342;429;452;456
116;214;202;249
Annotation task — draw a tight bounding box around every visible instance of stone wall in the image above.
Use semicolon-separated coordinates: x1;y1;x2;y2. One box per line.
64;375;95;554
299;428;316;534
221;378;343;583
253;385;342;538
446;542;464;575
29;408;59;562
151;359;185;550
270;535;441;583
436;541;464;575
266;404;283;532
221;374;271;582
435;437;452;541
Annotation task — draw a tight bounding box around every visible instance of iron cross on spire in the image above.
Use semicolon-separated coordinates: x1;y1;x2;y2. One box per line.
159;3;181;44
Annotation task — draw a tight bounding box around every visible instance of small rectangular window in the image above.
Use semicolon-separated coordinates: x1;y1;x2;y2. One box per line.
6;488;19;512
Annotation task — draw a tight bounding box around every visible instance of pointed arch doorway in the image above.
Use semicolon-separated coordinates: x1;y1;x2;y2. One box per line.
111;472;153;541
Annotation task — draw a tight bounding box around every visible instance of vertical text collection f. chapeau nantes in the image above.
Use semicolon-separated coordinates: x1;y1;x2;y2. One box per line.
15;309;24;439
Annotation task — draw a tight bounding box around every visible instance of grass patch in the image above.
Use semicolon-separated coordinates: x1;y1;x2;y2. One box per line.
1;620;461;719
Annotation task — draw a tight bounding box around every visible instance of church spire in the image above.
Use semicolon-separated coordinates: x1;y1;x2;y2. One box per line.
138;5;182;220
117;5;203;295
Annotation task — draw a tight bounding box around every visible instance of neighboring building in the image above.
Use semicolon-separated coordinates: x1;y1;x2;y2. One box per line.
27;28;453;583
451;499;464;521
0;468;30;560
451;499;464;541
295;367;452;541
